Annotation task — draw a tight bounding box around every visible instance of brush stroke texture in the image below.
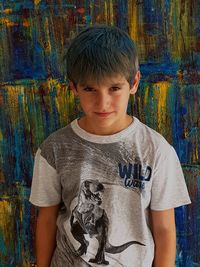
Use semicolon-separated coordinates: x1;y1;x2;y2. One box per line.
0;1;199;266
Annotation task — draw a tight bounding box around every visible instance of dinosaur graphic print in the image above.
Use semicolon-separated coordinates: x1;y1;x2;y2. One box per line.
70;179;145;265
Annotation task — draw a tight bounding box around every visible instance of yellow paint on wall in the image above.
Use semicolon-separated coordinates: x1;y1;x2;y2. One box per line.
44;18;51;54
143;85;149;106
39;78;75;126
67;87;75;105
2;8;13;14
109;0;114;25
128;0;138;41
0;201;11;219
55;85;67;123
0;17;30;27
0;200;13;248
0;198;28;265
153;81;169;133
194;132;199;162
6;86;20;125
104;1;108;25
128;0;146;61
0;18;17;27
23;19;30;27
0;129;3;142
3;85;26;126
170;0;191;61
55;82;75;125
34;0;41;6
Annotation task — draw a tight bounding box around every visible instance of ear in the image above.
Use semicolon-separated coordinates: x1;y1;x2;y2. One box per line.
69;81;79;96
130;71;140;95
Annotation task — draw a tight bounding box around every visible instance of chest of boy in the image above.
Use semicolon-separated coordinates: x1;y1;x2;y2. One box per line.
55;143;154;209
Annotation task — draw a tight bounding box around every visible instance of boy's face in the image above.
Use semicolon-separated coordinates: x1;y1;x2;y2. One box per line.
70;71;140;135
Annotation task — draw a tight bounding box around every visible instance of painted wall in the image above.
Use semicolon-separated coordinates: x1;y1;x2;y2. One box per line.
0;1;199;266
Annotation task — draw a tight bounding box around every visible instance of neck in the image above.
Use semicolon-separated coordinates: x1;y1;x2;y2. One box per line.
78;115;133;135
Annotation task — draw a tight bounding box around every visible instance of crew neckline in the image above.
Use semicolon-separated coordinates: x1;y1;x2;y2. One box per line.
70;116;139;144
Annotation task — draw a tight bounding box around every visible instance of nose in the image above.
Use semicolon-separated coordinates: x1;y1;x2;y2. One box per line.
95;91;110;110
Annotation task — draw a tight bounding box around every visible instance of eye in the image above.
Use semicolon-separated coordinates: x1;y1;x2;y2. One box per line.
83;87;95;92
110;87;121;92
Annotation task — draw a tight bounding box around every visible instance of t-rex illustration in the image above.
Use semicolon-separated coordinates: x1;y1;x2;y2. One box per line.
70;179;145;265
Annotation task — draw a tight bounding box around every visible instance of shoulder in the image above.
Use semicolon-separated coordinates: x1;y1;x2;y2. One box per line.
40;121;75;150
37;120;77;165
134;118;172;157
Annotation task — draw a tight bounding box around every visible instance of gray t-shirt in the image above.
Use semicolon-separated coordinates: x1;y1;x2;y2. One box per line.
30;117;191;267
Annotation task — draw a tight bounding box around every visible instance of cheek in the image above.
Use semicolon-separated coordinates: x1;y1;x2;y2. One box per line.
79;96;93;109
112;94;129;106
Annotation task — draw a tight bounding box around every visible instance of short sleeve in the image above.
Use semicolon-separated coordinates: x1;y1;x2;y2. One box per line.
150;145;191;210
29;148;61;207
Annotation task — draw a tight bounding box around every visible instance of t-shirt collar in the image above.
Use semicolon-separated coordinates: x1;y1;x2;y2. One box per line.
70;116;139;144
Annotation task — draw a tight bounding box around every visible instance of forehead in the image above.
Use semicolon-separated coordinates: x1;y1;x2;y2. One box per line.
78;74;128;87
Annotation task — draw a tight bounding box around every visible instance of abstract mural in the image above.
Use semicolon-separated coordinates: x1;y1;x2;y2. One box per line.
0;0;199;266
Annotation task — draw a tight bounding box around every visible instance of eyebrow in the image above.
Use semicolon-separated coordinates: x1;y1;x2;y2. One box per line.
79;82;125;87
110;83;125;87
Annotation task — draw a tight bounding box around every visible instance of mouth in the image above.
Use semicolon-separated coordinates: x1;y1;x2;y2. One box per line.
94;112;113;118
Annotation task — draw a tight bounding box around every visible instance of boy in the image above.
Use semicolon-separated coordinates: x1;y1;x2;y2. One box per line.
30;25;191;267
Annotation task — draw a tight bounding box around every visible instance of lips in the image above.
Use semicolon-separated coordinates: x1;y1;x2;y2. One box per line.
94;112;113;117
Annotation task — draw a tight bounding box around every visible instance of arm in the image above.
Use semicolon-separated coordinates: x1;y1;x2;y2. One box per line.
36;205;60;267
150;208;176;267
